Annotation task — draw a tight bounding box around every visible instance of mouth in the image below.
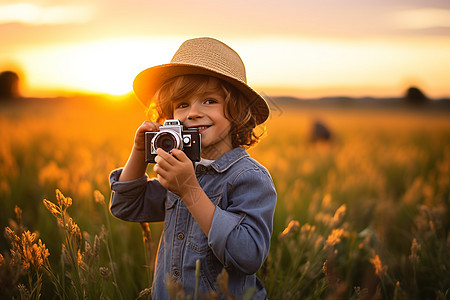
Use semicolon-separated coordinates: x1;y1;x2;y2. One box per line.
190;125;211;133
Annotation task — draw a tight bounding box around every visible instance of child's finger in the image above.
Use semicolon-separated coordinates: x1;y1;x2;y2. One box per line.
140;121;160;132
156;148;179;165
171;149;189;162
153;163;169;177
154;155;174;171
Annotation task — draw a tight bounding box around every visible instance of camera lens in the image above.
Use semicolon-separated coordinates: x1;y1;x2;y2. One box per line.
154;132;177;152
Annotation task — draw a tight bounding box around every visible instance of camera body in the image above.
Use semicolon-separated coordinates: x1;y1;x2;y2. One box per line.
145;119;201;163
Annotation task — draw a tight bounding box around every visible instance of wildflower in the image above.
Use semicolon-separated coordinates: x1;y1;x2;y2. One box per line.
314;236;324;250
165;274;185;300
315;212;332;226
61;244;71;266
99;267;111;280
99;224;108;241
30;238;50;271
56;189;72;211
323;259;339;288
66;218;82;250
300;223;315;234
322;260;328;276
322;194;332;209
217;268;230;298
331;204;346;227
94;190;105;204
138;287;152;298
43;199;62;218
43;190;73;224
82;241;93;267
14;206;23;228
409;238;421;264
279;220;300;239
4;226;20;244
17;283;30;298
324;228;345;249
93;235;100;260
83;231;91;242
370;254;388;278
5;228;49;272
77;250;89;275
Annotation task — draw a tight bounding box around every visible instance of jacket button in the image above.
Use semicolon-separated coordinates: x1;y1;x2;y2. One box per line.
173;269;180;277
177;233;184;240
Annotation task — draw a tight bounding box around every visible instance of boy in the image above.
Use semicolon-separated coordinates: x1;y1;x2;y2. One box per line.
110;37;276;299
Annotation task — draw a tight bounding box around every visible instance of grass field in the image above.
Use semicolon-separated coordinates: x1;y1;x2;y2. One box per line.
0;96;449;299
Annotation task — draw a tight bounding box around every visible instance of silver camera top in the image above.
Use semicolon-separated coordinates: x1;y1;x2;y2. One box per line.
163;119;181;126
160;119;183;135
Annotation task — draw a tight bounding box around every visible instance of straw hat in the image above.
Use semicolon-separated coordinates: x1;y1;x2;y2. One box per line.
133;37;270;125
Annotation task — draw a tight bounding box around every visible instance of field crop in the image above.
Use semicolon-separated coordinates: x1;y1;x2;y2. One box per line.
0;96;449;299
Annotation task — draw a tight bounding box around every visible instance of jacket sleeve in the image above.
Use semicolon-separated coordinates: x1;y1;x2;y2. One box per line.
207;168;277;274
109;168;167;222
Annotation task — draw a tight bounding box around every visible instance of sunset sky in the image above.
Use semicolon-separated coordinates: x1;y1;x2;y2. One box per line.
1;0;449;98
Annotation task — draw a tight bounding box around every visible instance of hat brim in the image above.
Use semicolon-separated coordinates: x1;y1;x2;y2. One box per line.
133;63;270;125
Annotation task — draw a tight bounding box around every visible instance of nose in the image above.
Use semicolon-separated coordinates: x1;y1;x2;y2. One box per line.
187;101;203;120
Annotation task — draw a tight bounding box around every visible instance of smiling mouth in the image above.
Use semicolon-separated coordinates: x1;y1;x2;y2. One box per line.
192;125;211;134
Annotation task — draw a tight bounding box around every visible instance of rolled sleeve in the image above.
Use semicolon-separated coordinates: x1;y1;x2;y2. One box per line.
207;168;276;274
109;168;166;222
208;207;245;264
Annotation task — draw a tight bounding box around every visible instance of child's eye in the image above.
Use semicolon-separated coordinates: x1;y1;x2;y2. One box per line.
175;102;189;109
204;98;217;104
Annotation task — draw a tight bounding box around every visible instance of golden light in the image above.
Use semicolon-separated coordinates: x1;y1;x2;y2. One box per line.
0;3;94;25
236;36;450;98
10;37;181;96
391;8;450;30
4;36;450;98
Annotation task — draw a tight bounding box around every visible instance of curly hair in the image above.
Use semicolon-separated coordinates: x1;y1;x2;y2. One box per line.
147;75;263;149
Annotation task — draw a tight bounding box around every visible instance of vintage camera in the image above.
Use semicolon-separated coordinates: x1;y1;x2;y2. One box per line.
145;119;201;163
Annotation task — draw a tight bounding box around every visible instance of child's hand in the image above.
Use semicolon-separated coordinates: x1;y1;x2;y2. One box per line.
153;148;200;198
134;121;160;152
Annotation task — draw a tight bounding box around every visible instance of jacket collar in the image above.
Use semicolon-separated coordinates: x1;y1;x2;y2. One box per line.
209;147;249;173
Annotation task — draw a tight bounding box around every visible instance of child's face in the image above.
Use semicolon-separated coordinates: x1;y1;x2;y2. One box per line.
172;79;232;160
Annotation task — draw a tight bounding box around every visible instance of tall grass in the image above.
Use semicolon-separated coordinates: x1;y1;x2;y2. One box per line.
1;97;449;299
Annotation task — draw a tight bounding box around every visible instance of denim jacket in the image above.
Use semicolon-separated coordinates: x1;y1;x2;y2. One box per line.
109;147;277;299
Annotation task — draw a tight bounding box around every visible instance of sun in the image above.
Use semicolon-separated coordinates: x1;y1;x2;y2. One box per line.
14;37;181;96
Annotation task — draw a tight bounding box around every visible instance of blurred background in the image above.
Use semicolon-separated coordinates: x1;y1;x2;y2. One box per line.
1;0;449;99
1;1;449;299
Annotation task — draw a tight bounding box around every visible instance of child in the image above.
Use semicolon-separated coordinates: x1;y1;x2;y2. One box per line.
110;37;276;299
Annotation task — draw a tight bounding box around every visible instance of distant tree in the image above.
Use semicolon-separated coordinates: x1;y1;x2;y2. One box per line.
0;71;20;100
310;120;332;142
404;86;428;105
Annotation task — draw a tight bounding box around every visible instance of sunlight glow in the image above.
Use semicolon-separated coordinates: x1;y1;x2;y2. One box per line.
236;37;450;97
392;8;450;30
5;36;450;98
13;37;181;96
0;3;95;25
